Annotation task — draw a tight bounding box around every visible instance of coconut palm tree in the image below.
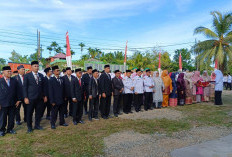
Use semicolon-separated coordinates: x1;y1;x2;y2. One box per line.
193;11;232;72
79;42;85;54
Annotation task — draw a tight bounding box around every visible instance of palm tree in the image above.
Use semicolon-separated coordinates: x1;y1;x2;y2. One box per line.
193;11;232;72
79;42;85;54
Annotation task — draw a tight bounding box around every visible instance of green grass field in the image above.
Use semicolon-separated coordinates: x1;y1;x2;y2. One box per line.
0;91;232;157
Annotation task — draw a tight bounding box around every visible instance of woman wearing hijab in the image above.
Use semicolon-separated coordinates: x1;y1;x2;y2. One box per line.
202;71;211;102
184;72;193;104
177;73;186;106
210;72;216;101
192;71;203;103
169;72;178;107
161;70;173;107
214;69;223;105
152;71;164;109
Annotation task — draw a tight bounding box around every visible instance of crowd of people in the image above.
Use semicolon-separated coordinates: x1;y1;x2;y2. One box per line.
0;60;224;136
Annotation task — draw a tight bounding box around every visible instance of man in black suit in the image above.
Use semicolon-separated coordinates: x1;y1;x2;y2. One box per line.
14;65;26;125
99;65;113;119
112;70;124;117
88;69;101;121
82;66;92;115
71;68;85;125
23;61;48;133
49;66;68;129
62;67;75;117
42;67;52;120
0;66;21;136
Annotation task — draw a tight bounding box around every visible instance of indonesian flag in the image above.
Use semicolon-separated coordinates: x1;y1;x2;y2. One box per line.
215;59;218;69
66;31;72;69
179;52;182;71
158;52;161;69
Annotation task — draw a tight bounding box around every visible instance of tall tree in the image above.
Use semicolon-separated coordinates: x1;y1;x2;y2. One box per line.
9;50;29;63
79;42;85;54
47;41;64;55
193;11;232;72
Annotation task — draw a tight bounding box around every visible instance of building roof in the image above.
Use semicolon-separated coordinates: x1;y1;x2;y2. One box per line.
53;53;66;59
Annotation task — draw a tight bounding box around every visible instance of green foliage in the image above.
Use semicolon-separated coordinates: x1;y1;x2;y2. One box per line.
9;50;29;63
47;41;64;55
193;11;232;72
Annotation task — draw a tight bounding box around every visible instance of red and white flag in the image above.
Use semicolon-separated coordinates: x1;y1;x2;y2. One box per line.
179;52;182;71
66;31;72;69
215;59;218;69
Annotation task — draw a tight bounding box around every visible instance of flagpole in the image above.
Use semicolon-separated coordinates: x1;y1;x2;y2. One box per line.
66;31;72;69
179;51;182;72
124;40;128;72
158;49;161;76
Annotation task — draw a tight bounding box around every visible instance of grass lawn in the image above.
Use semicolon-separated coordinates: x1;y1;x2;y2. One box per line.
0;91;232;157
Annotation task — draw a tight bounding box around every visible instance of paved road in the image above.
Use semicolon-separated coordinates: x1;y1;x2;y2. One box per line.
171;134;232;157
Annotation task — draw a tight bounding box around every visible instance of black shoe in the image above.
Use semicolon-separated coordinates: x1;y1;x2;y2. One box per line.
51;125;56;129
0;132;5;136
78;120;85;124
60;123;68;126
64;114;68;118
7;130;16;134
124;112;128;114
16;121;22;125
73;121;77;125
34;126;43;130
114;114;118;117
27;129;33;133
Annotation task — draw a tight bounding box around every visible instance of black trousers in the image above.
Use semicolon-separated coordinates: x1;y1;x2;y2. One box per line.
64;97;73;116
83;93;89;113
134;94;143;112
73;100;83;122
100;95;111;118
15;102;27;122
123;94;133;113
144;92;153;110
89;96;99;118
113;94;122;114
226;83;231;90
26;98;43;129
223;82;227;89
0;106;15;133
215;91;223;105
50;104;65;126
41;100;51;119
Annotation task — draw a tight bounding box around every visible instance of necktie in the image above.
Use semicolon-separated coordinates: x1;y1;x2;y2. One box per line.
35;74;39;84
79;79;81;86
57;78;61;85
7;79;10;87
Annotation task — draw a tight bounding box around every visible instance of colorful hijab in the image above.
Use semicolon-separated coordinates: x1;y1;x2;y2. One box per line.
177;73;186;88
161;70;173;90
202;70;211;82
192;71;202;83
184;72;193;88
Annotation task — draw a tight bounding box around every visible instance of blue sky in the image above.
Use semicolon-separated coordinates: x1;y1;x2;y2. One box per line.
0;0;231;61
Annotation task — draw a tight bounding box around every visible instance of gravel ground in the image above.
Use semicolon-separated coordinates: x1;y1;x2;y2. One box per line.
103;126;232;157
119;108;183;120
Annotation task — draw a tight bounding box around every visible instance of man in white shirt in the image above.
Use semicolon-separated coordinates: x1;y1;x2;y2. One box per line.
223;74;228;89
143;69;154;111
133;69;144;112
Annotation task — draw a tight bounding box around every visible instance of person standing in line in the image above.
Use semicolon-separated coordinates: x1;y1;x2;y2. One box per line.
122;70;134;114
82;66;93;115
161;70;173;107
23;61;48;133
214;69;223;105
112;70;124;117
143;69;154;110
0;66;21;136
42;67;52;120
71;68;85;125
152;71;164;109
227;73;231;90
169;72;178;107
49;66;68;129
177;73;186;106
133;69;144;112
99;65;113;119
88;69;101;121
14;65;26;125
223;74;228;89
62;67;75;118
